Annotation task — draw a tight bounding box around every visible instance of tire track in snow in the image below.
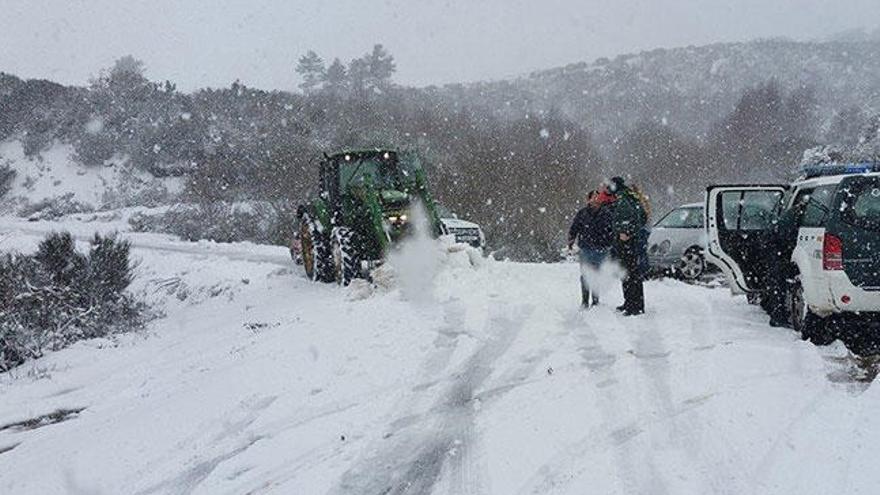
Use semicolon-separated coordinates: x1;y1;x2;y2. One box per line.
519;286;728;495
333;304;533;495
516;306;628;494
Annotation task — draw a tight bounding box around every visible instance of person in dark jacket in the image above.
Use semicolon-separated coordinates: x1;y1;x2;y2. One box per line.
569;190;615;308
605;177;649;316
764;195;808;326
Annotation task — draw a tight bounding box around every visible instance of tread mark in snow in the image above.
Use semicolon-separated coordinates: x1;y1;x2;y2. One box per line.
0;443;20;455
135;435;267;495
0;407;86;433
334;305;533;495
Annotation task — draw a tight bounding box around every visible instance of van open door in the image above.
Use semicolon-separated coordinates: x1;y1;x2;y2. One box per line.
705;185;788;294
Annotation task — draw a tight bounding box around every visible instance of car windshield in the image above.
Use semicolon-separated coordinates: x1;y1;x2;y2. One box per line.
656;207;703;228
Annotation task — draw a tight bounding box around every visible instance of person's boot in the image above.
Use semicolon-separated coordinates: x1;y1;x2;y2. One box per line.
615;304;626;313
622;308;645;317
769;314;789;327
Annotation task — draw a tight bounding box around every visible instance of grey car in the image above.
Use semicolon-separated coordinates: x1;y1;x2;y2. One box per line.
647;202;707;280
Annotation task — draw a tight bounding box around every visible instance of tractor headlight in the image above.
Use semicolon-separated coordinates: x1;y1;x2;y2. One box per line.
385;214;408;226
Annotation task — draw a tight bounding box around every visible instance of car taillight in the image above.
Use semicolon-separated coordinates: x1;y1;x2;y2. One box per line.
823;234;844;271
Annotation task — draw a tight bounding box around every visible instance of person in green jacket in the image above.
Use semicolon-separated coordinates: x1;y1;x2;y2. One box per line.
605;176;649;316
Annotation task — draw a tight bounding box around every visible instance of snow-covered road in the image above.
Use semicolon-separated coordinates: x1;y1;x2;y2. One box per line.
2;218;879;494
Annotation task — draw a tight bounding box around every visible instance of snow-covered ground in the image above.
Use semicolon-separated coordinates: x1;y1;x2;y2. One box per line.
0;140;183;214
1;216;879;494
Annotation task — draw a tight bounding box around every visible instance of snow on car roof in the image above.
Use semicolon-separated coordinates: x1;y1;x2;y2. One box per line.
793;171;880;188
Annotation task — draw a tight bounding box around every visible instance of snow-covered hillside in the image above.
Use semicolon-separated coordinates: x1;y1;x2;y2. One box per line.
1;216;879;494
0;140;183;215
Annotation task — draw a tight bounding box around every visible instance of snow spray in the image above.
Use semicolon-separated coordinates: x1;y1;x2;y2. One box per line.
386;199;441;303
579;256;626;303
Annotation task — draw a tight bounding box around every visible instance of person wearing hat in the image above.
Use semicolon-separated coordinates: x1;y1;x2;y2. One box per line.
605;176;648;316
568;190;615;308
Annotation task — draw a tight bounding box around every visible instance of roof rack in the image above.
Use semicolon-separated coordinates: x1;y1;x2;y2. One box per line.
800;162;880;179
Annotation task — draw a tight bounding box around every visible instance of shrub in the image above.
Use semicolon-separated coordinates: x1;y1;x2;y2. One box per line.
129;202;293;246
0;162;14;198
0;232;147;371
18;192;94;220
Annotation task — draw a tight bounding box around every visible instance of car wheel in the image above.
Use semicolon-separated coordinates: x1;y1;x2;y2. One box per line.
676;248;706;281
788;275;833;345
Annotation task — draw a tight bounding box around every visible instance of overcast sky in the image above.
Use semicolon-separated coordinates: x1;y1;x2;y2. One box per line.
1;0;878;91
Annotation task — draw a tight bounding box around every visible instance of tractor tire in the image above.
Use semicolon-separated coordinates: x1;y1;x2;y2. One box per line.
299;214;333;283
331;227;361;286
788;275;833;345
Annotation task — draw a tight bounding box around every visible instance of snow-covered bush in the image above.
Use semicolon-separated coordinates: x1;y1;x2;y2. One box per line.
853;114;880;161
0;162;14;198
129;202;292;246
0;232;147;371
18;192;94;220
800;144;845;167
100;167;177;209
801;114;880;168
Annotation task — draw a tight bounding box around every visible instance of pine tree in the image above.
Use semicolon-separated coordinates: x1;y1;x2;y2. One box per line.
324;58;348;95
348;44;396;96
296;51;326;94
365;44;396;90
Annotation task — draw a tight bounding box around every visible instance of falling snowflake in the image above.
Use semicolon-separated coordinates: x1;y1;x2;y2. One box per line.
84;117;104;135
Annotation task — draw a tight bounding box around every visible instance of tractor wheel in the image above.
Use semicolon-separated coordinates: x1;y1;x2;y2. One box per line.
331;227;361;286
788;275;833;345
299;214;333;282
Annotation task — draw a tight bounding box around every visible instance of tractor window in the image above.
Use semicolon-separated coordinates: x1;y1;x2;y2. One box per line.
339;158;383;188
397;153;423;176
338;154;411;190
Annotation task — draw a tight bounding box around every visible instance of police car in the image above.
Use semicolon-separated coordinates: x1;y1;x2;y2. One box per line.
705;163;880;351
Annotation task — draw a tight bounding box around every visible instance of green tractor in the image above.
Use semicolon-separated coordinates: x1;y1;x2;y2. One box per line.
295;149;442;285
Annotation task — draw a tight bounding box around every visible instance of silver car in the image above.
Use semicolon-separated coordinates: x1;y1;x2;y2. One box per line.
647;202;707;280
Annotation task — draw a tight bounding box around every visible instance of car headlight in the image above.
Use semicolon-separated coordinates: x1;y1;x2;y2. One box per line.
659;240;671;255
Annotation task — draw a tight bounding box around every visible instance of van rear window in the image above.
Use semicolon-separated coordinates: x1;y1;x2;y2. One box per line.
840;178;880;232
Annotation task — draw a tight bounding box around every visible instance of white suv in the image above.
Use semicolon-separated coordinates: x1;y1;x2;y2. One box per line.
706;164;880;351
